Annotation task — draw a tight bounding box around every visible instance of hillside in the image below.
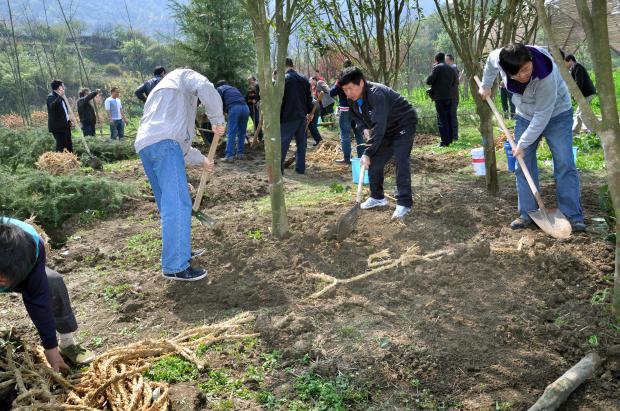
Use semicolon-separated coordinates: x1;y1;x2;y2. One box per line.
2;0;188;38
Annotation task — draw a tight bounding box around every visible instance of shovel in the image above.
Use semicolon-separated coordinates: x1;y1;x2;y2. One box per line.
474;76;571;239
63;95;103;170
335;164;366;241
192;132;222;227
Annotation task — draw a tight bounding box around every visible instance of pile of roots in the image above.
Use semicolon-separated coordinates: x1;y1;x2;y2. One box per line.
1;313;257;410
35;151;81;176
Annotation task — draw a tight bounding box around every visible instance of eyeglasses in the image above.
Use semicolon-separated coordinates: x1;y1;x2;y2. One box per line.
509;62;533;80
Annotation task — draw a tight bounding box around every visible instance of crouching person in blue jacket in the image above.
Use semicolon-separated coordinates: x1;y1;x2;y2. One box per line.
479;44;585;232
0;217;94;373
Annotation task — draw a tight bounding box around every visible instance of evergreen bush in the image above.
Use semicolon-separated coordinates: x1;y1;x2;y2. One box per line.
0;170;136;229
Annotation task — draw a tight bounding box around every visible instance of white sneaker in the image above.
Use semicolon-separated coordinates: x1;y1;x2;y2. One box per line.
392;205;411;220
360;197;389;209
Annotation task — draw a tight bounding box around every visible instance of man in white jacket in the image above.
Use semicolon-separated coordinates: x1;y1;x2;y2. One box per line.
479;44;585;232
134;68;226;281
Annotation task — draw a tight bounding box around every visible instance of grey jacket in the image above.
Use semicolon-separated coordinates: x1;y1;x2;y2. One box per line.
315;80;335;107
134;69;225;166
482;46;572;149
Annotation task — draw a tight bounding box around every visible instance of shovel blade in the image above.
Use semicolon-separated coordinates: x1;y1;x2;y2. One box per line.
335;204;359;241
528;208;572;239
192;209;218;228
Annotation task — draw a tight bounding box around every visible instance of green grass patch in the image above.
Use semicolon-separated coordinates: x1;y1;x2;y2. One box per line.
144;355;199;383
247;182;352;213
292;372;371;411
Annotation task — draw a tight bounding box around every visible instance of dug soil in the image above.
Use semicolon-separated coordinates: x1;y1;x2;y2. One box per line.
3;131;619;410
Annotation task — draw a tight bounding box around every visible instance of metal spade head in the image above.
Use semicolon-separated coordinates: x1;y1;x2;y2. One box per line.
192;209;219;228
89;156;103;170
335;203;360;241
528;207;572;239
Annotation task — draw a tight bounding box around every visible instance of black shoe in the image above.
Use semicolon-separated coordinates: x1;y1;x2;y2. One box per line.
570;221;586;232
313;139;322;147
437;143;449;148
163;266;207;282
190;248;205;260
334;159;351;164
510;216;534;230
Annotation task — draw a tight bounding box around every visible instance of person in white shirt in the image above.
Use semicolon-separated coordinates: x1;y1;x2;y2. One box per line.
134;68;225;281
104;87;128;140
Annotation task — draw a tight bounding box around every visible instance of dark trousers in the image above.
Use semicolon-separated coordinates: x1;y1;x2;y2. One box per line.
435;98;456;146
46;267;78;333
450;98;459;140
52;130;73;152
249;104;263;141
281;119;307;174
308;111;322;143
501;88;515;118
368;129;415;207
82;123;96;136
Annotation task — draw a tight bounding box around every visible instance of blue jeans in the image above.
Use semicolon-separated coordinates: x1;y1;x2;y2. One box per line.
338;109;364;160
139;139;192;274
281;119;307;174
110;119;124;140
225;104;250;157
514;109;583;222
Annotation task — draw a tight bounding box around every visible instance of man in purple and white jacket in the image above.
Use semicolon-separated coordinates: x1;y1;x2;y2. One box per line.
479;44;585;232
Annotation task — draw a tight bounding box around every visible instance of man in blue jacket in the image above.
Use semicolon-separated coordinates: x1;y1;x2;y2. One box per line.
339;66;418;220
217;80;251;161
480;43;585;232
280;58;314;174
0;217;94;372
135;66;167;103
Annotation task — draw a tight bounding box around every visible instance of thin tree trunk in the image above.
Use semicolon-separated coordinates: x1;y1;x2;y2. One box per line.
57;0;104;137
536;0;620;320
42;0;59;77
246;0;289;238
6;0;31;125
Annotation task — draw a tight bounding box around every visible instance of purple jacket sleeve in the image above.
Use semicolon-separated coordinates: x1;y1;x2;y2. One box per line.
16;241;57;349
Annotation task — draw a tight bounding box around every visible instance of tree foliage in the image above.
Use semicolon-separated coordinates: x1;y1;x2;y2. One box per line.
172;0;256;89
310;0;422;86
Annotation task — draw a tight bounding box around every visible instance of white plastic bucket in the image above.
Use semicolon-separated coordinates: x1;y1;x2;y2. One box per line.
471;148;485;176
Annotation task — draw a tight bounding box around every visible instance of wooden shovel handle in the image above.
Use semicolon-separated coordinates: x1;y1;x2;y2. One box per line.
473;76;546;211
193;132;222;212
62;95;93;156
356;164;366;204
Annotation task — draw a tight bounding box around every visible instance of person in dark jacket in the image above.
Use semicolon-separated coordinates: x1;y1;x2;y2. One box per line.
280;58;314;174
217;80;250;161
246;76;263;141
46;80;73;152
340;66;418;220
134;66;167;103
77;88;101;136
0;217;94;372
445;54;460;140
329;59;365;164
426;53;458;146
563;54;596;133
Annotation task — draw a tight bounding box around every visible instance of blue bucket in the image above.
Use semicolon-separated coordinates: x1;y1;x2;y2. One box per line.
351;158;369;185
504;140;516;172
572;146;578;165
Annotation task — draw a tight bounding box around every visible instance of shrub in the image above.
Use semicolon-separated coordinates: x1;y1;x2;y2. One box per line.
103;63;123;77
0;128;137;172
0;170;135;229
